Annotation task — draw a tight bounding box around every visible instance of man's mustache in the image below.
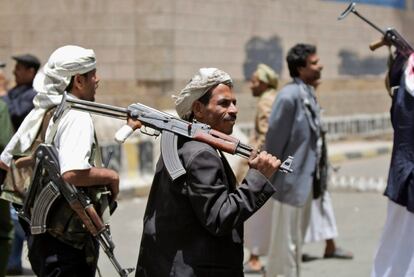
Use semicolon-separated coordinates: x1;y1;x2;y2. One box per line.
224;115;237;121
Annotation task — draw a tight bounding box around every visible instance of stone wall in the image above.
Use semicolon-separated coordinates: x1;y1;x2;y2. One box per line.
0;0;412;120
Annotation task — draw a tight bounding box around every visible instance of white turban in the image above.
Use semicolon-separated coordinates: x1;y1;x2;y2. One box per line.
1;45;96;166
173;68;232;119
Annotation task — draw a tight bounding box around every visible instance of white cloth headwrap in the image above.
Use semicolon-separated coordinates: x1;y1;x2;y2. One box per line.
1;45;96;166
173;68;232;119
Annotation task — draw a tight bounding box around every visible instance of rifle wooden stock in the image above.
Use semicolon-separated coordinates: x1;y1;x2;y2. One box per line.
69;201;100;236
85;204;106;234
370;39;388;51
194;131;238;155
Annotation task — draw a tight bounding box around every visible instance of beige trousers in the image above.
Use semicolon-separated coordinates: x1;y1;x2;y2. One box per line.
245;199;274;256
266;194;312;277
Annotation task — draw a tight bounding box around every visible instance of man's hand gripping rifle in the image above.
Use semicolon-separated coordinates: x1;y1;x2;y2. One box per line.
55;92;293;181
338;2;413;57
20;144;134;277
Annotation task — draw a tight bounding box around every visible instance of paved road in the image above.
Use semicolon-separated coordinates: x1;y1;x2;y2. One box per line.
95;191;387;277
16;154;391;277
301;192;386;277
98;155;391;277
298;154;391;277
333;154;391;179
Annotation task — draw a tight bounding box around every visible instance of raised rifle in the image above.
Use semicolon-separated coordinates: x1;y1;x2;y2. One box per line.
20;143;134;277
54;92;294;181
338;2;413;57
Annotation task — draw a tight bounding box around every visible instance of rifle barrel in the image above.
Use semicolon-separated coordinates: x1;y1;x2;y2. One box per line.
66;97;128;120
352;10;385;35
338;2;384;35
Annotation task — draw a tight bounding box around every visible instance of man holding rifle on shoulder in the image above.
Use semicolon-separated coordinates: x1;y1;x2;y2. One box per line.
336;3;414;276
134;68;282;277
371;38;414;277
0;45;120;276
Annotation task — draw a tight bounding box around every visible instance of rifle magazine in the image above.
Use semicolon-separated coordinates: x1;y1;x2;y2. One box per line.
30;182;61;234
161;130;186;181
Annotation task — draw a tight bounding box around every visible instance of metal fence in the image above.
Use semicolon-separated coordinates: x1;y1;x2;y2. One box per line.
237;113;392;141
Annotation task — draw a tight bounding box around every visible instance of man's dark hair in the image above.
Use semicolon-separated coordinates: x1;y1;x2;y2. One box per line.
186;90;213;122
20;61;40;73
286;44;316;78
65;72;90;92
197;90;213;106
198;80;233;106
12;54;41;72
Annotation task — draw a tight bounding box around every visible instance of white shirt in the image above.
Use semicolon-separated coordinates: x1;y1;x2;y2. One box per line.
46;109;95;174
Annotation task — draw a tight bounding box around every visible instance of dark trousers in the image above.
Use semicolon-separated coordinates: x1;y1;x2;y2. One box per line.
0;199;13;276
28;232;98;277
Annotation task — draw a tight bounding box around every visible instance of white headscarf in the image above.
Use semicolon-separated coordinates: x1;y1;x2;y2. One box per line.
1;45;96;166
173;68;232;119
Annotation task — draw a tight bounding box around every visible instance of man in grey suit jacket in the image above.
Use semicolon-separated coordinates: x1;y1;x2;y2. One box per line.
265;43;323;277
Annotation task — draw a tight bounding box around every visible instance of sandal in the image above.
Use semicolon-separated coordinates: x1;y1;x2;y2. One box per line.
302;253;319;262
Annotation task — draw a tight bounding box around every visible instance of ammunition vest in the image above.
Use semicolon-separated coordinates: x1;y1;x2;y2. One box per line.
45;110;110;250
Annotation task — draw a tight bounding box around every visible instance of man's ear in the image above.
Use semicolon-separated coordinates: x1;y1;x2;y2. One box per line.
192;101;204;120
73;74;83;90
70;74;84;95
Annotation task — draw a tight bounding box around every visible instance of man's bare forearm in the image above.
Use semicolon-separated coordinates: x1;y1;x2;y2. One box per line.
62;167;118;187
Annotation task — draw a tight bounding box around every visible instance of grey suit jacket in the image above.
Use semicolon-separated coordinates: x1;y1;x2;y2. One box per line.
265;79;320;207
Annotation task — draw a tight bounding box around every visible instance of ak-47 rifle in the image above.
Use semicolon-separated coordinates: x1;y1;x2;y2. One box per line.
54;92;294;181
338;2;414;57
20;144;134;277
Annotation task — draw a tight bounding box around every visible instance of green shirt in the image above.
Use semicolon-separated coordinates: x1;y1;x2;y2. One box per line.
0;99;13;151
0;99;14;242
